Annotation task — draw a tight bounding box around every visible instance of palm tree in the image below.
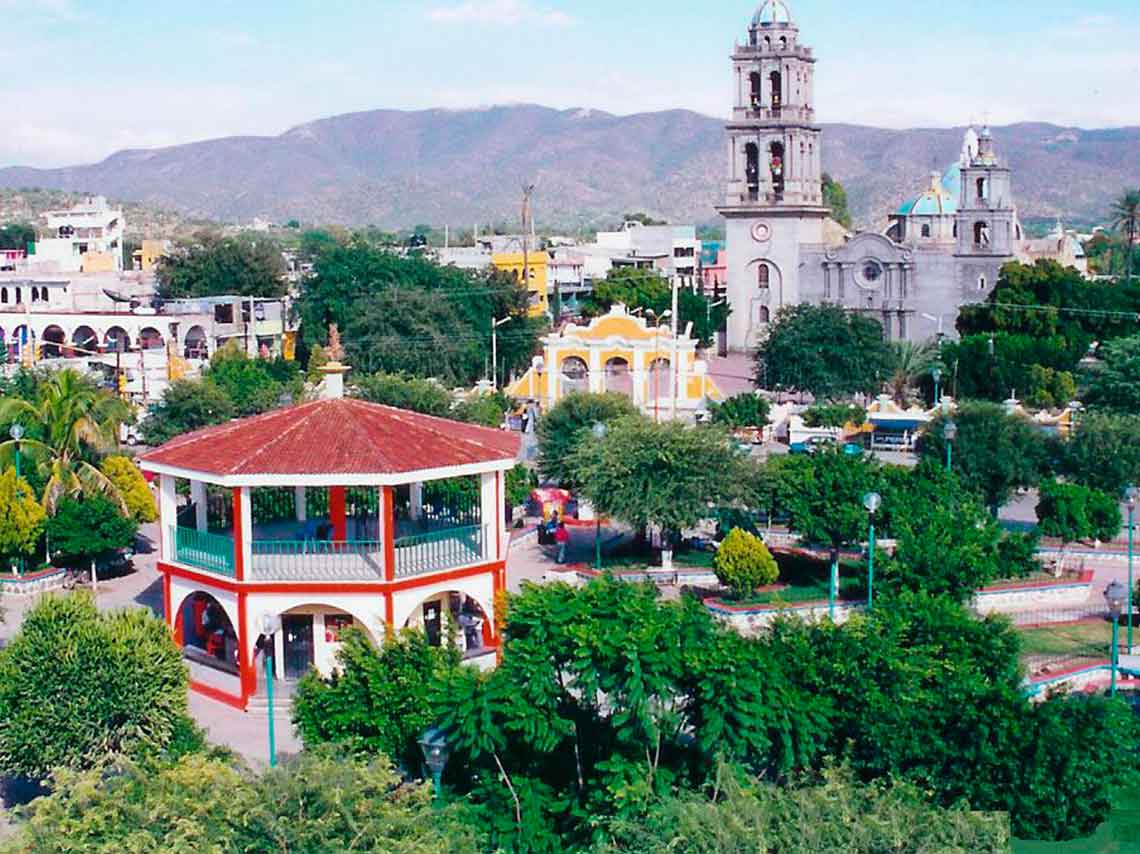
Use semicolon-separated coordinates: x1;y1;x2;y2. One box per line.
1111;189;1140;282
0;370;130;513
885;340;937;406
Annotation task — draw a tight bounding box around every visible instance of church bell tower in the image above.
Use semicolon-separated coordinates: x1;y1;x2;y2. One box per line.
720;0;829;351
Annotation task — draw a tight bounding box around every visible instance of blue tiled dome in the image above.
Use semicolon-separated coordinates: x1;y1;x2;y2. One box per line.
898;170;958;216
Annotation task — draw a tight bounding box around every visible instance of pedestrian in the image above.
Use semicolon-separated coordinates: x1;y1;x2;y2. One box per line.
555;521;570;564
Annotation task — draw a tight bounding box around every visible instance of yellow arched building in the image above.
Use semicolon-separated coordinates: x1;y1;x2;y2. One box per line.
507;305;723;420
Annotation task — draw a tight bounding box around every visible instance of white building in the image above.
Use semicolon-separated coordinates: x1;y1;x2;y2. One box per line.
33;197;124;274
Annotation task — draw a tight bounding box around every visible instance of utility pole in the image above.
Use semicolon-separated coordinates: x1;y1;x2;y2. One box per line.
521;183;535;310
670;275;680;420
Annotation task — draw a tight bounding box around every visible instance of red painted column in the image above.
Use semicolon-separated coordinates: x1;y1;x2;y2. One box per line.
237;591;255;705
329;486;347;542
384;591;395;635
232;488;245;582
163;573;174;633
382;487;396;582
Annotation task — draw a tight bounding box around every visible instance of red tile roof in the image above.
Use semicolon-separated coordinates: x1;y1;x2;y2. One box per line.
140;398;520;478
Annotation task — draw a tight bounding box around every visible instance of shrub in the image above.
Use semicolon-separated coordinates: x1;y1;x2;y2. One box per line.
710;393;771;429
46;496;138;567
100;455;157;523
0;469;46;565
0;593;189;779
713;528;779;598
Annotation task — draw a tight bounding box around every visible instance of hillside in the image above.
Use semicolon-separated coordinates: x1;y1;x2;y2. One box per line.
2;106;1137;231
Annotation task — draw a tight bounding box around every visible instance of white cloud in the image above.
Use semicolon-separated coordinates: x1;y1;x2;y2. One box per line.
427;0;572;27
0;0;80;21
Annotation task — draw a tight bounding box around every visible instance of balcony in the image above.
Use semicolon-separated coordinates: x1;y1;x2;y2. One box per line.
173;528;236;578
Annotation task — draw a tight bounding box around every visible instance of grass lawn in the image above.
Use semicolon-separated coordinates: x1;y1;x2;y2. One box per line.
1016;621;1113;658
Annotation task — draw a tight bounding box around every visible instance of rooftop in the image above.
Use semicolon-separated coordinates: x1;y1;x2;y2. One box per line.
141;397;520;480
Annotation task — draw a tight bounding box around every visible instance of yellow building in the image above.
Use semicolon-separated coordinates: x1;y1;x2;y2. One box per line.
133;239;170;273
507;304;722;421
491;251;548;317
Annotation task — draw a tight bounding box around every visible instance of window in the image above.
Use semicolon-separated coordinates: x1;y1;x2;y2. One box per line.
758;264;770;288
921;224;931;238
974;221;990;247
759;306;771;324
976;177;986;200
770;71;782;109
979;275;988;292
750;72;763;108
860;260;884;285
1;288;6;304
214;304;235;324
14;288;21;304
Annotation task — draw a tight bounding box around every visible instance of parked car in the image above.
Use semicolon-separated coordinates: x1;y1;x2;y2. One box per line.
790;436;864;456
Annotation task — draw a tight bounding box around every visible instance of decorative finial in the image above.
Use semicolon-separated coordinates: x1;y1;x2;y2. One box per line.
327;324;345;363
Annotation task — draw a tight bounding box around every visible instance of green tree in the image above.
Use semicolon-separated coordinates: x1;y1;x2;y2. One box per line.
0;593;189;779
884;340;936;405
0;369;129;512
779;448;882;552
0;469;46;566
1111;188;1140;282
156;230;286;299
572;418;745;548
353;372;453;416
1037;479;1122;545
140;377;236;446
801;403;866;428
506;464;538;508
537;392;639;488
2;749;483;853
920;403;1047;512
453;391;512;427
713;528;778;598
292;627;460;771
1064;412;1140;494
821;173;852;229
708;393;770;428
756;303;892;399
99;455;157;522
0;222;35;251
46;496;138;567
582;268;730;348
203;343;303;417
1085;334;1140;413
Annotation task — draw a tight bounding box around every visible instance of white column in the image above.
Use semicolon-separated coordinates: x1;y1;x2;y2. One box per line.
479;472;498;562
237;486;253;573
409;482;424;521
588;349;604;394
191;480;208;532
294;485;307;523
159;475;177;561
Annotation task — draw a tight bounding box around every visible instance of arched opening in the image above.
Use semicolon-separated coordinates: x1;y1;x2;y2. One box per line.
769;71;782;110
560;356;589;397
974;221;990;247
1016;225;1022;241
183;325;208;359
138;327;164;351
979;275;988;292
745;143;760;196
953;222;958;238
1;287;6;304
175;592;239;675
763;36;771;50
921;223;932;238
14;287;21;304
274;604;381;681
750;72;763;109
648;357;673;402
72;325;98;356
758;263;770;289
11;326;29;359
769;141;785;198
758;306;771;325
105;326;130;352
779;36;788;50
976;177;986;200
604;357;632;396
41;325;66;359
404;591;493;657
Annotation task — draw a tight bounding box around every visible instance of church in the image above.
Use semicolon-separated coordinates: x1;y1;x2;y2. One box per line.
720;0;1085;350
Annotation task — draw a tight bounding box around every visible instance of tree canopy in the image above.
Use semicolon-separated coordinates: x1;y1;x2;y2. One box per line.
46;496;138;566
537;393;639;488
0;469;46;564
1085;334;1140;413
1036;479;1122;545
156;231;287;299
0;222;35;252
581;268;730;348
709;393;770;429
1063;412;1140;495
756;303;892;399
821;173;852;229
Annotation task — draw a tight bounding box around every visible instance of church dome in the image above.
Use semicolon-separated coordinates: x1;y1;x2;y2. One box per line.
898;171;958;216
753;0;794;27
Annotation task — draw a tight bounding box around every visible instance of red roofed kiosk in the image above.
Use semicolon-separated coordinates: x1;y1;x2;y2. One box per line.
140;363;518;711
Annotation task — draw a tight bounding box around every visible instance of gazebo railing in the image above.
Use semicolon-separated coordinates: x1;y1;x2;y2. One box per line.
395;525;484;579
172;527;236;578
249;540;385;582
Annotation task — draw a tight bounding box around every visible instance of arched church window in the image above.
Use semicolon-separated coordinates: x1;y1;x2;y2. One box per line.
745;143;760;196
764;36;771;50
779;36;788;50
921;224;931;238
758;264;770;289
770;71;782;110
974;221;990;247
976;177;986;200
14;287;21;304
1;288;6;304
953;222;958;238
1016;225;1022;240
769;142;785;197
759;306;771;324
979;275;988;292
750;73;763;109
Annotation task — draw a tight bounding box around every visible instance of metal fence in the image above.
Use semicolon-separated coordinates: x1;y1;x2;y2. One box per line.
249;539;385;582
1013;605;1117;680
173;527;235;577
395;525;483;579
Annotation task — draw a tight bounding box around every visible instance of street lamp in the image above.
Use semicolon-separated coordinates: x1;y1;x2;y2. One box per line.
419;727;451;801
491;316;512;391
863;492;881;611
1126;486;1139;651
931;367;943;407
260;613;280;768
943;419;958;474
9;423;24;479
646;310;673;423
1105;581;1126;697
592;422;608;570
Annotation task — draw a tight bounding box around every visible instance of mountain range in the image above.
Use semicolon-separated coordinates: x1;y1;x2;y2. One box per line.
2;105;1139;232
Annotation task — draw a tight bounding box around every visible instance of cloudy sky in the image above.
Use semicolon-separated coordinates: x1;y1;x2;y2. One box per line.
4;0;1138;167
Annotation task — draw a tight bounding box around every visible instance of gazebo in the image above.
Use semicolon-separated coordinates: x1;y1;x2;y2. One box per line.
140;374;519;711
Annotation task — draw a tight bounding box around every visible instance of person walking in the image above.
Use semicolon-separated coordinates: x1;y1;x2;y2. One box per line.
555;521;570;564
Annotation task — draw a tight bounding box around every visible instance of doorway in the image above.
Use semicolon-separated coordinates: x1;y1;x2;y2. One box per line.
282;614;314;679
423;600;442;647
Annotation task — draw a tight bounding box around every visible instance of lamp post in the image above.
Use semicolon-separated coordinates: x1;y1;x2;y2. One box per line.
592;422;608;570
863;492;881;612
646;310;672;424
1105;581;1126;697
260;613;280;768
491;315;512;391
943;419;958;475
419;727;451;801
1126;485;1138;651
931;367;942;407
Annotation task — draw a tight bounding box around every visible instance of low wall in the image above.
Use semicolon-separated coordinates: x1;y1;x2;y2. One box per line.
0;567;67;597
972;570;1093;614
705;598;861;636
